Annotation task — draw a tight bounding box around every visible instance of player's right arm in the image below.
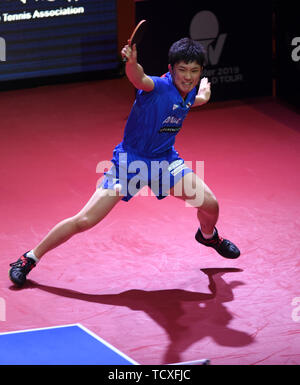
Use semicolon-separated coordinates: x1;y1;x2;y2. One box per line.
121;43;154;92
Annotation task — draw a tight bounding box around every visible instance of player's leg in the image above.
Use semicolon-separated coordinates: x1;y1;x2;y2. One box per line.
33;187;123;259
9;187;123;286
169;171;219;233
169;171;240;259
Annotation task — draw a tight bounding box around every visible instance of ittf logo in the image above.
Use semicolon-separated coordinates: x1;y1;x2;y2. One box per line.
0;37;6;62
189;10;227;66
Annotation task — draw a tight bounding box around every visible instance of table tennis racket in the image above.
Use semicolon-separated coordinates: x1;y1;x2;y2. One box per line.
123;19;147;62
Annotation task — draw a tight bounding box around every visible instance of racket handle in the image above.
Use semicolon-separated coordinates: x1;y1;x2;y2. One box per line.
122;41;132;63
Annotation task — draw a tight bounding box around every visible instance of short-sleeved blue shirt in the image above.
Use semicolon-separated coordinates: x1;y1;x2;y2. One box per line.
101;72;197;201
121;72;197;157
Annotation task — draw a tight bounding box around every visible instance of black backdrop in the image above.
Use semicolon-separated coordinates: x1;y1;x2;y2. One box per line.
135;0;273;102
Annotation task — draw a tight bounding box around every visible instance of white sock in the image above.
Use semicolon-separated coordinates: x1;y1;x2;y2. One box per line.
26;250;39;264
200;227;216;240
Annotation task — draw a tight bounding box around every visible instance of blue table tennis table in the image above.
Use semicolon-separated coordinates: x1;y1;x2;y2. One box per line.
0;323;209;365
0;324;138;365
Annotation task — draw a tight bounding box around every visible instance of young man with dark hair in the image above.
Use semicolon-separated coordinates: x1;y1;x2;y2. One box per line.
9;38;240;288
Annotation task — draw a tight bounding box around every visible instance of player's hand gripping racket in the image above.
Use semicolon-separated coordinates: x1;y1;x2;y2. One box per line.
122;19;147;62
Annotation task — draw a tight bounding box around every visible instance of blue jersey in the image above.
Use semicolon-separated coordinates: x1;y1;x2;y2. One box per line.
101;72;196;201
121;72;197;157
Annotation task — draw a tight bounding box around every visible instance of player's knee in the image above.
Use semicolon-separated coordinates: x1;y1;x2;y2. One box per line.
211;195;219;214
182;175;206;207
74;215;94;232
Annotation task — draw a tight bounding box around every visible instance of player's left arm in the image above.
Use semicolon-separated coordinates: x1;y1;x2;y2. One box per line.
192;77;211;107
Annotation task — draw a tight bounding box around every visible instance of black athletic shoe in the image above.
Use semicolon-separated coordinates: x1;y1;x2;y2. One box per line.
195;227;240;259
9;253;36;287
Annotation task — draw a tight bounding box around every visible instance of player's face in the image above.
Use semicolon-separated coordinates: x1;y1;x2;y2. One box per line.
169;61;202;98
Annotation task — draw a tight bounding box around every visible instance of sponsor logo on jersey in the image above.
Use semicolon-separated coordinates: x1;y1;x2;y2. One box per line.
159;115;183;133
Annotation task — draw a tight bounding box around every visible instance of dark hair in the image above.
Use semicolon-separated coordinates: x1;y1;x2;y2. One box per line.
168;38;206;68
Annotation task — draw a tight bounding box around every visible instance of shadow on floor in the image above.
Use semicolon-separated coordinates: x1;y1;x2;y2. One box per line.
25;267;254;364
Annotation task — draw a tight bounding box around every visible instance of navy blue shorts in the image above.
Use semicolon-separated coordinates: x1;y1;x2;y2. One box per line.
99;143;193;202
